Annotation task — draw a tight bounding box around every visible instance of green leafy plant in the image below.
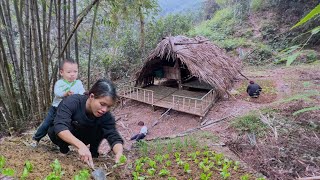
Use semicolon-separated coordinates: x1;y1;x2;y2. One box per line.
2;168;15;177
188;152;197;160
174;152;181;160
158;169;170;177
147;168;156;176
233;161;240;171
184;163;191;173
292;4;320;29
214;153;224;165
119;155;127;165
21;160;33;180
0;156;15;177
45;159;64;180
163;154;170;160
148;160;157;169
168;177;177;180
132;171;139;180
240;174;251;180
177;159;184;166
165;160;172;167
73;169;90;180
0;155;5;170
135;164;143;173
154;154;163;163
200;172;212;180
220;164;231;179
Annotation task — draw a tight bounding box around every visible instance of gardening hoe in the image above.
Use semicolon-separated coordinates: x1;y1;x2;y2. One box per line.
88;159;107;180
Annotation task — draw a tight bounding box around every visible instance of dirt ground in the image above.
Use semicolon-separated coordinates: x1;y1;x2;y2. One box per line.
0;63;319;179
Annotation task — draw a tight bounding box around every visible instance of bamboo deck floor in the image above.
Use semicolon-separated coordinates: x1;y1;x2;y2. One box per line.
120;85;209;116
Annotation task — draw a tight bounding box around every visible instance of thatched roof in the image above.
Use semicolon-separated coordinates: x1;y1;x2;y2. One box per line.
136;35;242;96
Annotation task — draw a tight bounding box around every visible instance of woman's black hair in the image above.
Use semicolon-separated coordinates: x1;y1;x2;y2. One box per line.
89;79;117;101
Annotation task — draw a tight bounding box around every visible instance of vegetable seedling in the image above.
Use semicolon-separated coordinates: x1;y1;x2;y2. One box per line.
21;160;33;180
158;169;170;177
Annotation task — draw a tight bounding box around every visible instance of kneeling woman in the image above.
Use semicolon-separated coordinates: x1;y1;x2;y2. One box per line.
48;79;123;167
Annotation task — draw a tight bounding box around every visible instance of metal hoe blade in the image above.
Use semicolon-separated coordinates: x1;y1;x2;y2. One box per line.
91;167;106;180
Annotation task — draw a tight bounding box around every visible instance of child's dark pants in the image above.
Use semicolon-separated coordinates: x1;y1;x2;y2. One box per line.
130;133;146;141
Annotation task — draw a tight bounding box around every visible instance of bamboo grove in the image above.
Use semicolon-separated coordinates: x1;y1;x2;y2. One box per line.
0;0;158;132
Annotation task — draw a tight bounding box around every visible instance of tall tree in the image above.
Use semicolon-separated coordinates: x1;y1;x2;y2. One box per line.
73;0;79;64
87;1;100;89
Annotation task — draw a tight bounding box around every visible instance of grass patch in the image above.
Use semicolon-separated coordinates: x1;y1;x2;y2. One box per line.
274;90;320;104
292;106;320;116
231;112;267;136
237;79;277;95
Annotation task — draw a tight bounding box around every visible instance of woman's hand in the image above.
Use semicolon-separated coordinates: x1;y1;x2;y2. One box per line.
112;143;123;163
114;151;123;163
78;145;94;169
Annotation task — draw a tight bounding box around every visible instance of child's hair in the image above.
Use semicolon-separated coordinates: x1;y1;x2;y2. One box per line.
59;59;77;70
89;79;117;101
249;80;254;84
138;121;144;126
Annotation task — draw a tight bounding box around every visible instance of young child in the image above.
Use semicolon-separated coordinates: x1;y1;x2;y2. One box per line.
31;59;85;147
130;121;148;141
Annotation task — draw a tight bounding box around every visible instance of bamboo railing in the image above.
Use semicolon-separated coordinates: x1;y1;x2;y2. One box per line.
200;89;216;114
121;85;154;105
172;89;216;116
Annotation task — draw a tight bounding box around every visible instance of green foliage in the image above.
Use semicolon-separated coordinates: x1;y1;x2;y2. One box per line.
0;155;5;170
292;106;320;116
45;159;64;180
146;13;193;51
274;45;301;66
2;168;15;177
250;0;263;11
232;112;267;136
73;169;90;180
240;174;251;180
292;4;320;29
276;91;320;103
0;156;15;177
137;140;149;156
21;160;33;180
147;168;156;176
119;155;127;164
183;163;191;173
158;168;170;176
200;172;212;180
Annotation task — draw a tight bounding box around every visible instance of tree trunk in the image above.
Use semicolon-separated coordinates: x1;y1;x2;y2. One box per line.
87;1;99;89
73;0;79;64
31;0;43;118
0;1;25;122
13;0;30;115
67;0;71;59
25;0;37;118
0;95;12;130
138;4;145;57
0;35;21;128
42;0;51;108
60;0;100;57
57;0;62;65
63;0;68;59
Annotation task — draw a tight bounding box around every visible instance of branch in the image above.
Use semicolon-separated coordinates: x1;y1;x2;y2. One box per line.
59;0;100;57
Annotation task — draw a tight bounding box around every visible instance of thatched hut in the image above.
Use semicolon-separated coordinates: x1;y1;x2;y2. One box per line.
136;35;241;95
119;35;241;117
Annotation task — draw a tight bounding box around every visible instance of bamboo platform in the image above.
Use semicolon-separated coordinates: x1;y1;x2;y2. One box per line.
119;85;217;117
